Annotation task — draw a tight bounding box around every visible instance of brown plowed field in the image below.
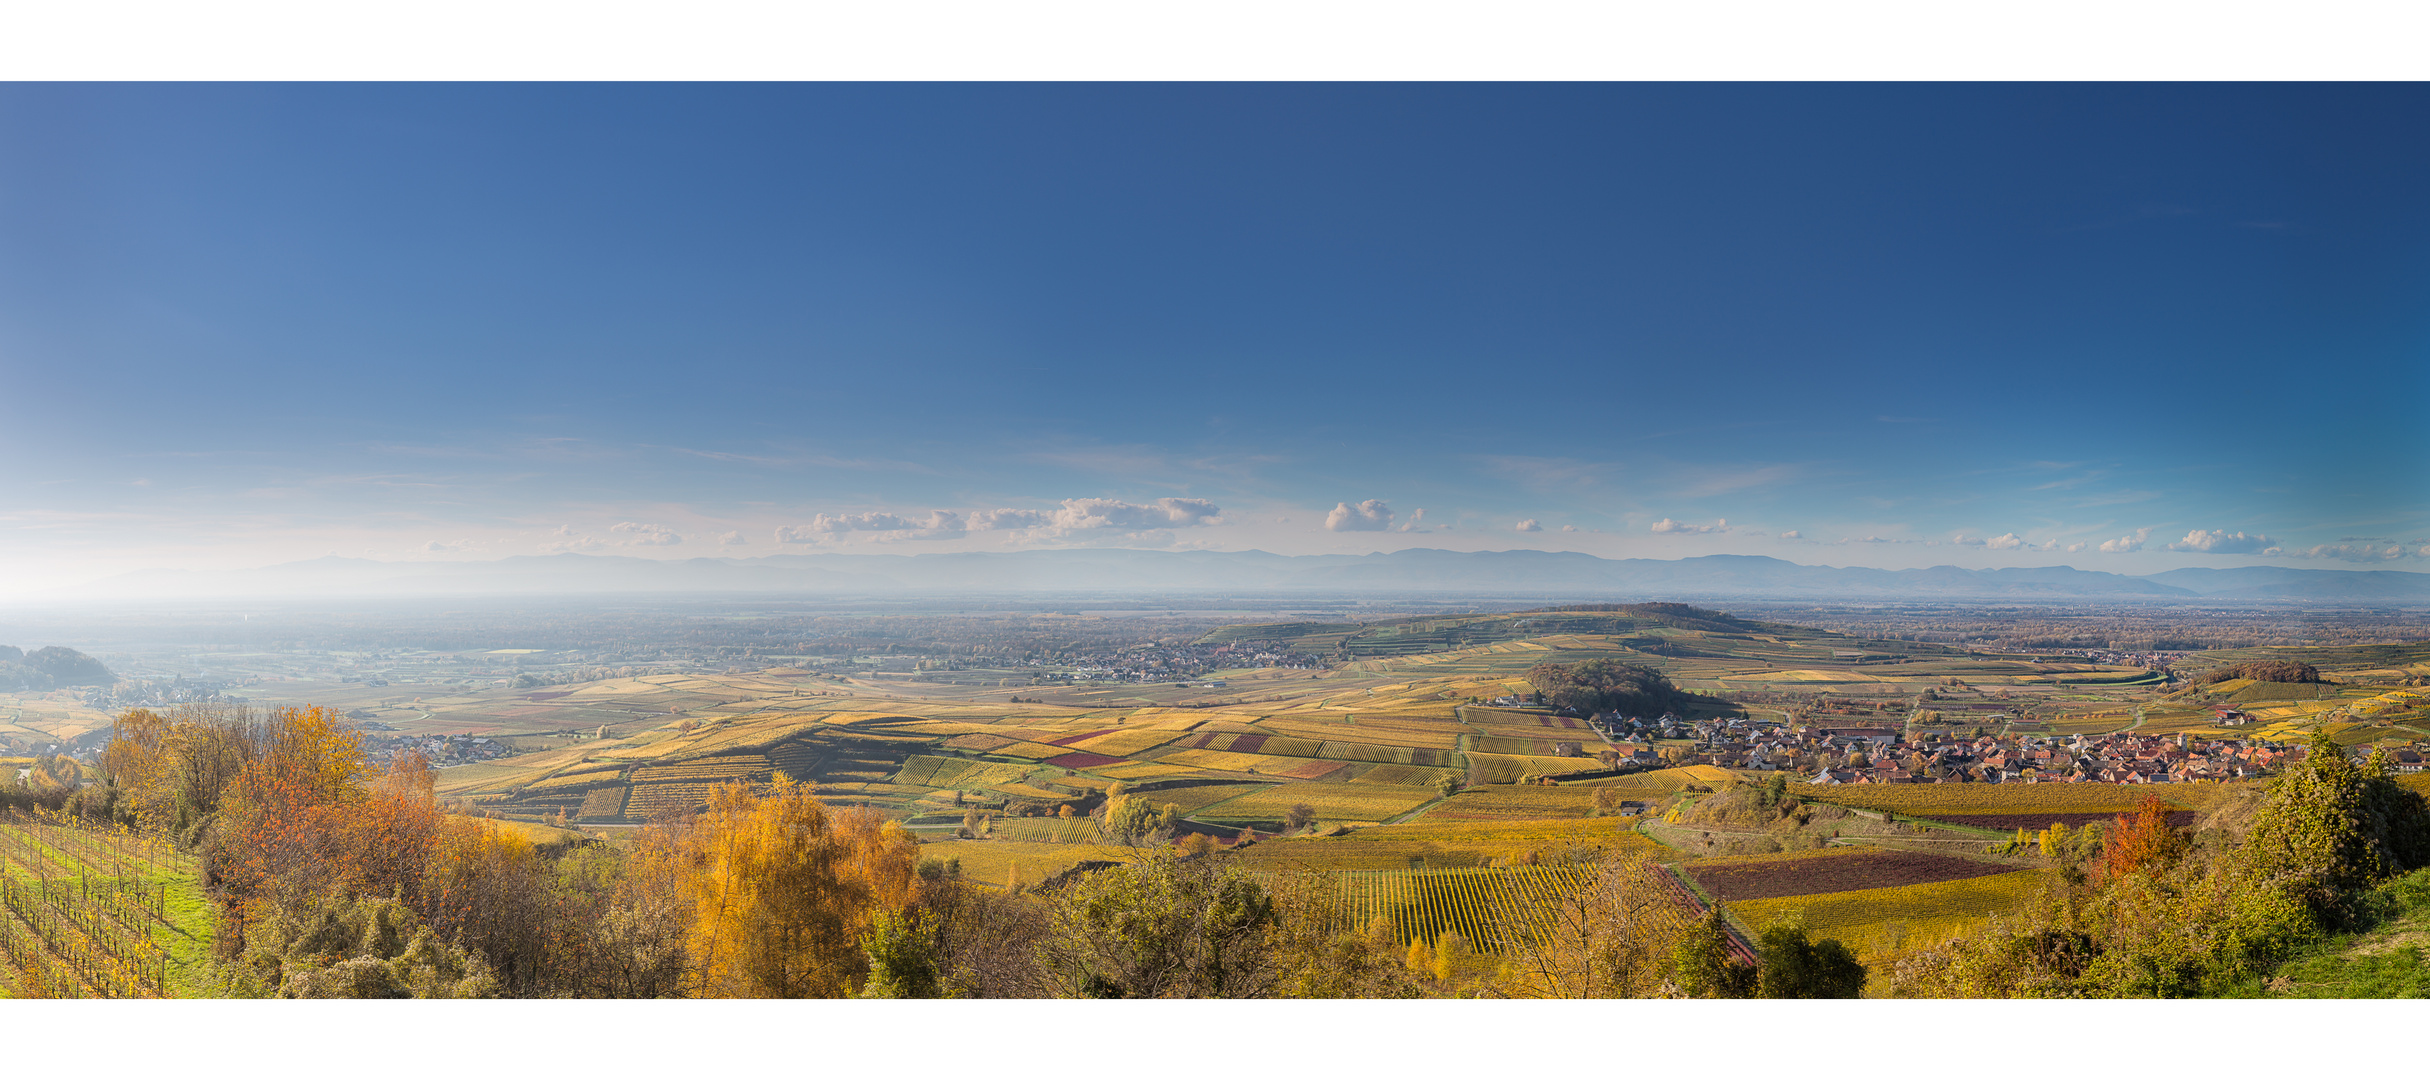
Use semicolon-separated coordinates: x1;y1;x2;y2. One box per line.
1689;850;2016;901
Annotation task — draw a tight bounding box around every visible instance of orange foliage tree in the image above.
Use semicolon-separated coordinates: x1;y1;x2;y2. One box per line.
680;777;921;997
210;707;446;949
2103;794;2189;878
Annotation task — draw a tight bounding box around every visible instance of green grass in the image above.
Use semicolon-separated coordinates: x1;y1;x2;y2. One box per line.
2252;868;2430;999
158;872;220;997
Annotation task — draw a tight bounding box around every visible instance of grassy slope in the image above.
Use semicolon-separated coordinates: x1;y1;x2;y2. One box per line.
2252;868;2430;998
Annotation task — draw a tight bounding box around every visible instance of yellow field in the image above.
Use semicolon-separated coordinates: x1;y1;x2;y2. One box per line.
916;839;1134;890
1472;735;1577;756
1266;864;1607;951
1350;764;1462;787
1418;786;1604;820
628;754;770;784
1259;717;1461;750
893;756;1038;790
992;782;1081;803
1088;761;1203;781
1793;781;2237;817
525;770;627;792
1193;782;1438;824
1466;753;1601;784
1134;783;1276;812
576;787;626;819
985;741;1077;761
1231;817;1657;871
1064;728;1189;757
1154;748;1329;774
624;783;725;817
1727;869;2050;971
1719;669;1885;684
1567;764;1737;792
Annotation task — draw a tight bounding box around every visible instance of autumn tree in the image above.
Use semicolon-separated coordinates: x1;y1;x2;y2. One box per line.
1285;803;1318;834
1753;915;1866;999
680;777;922;997
2103;796;2188;879
859;908;947;998
1101;794;1179;848
1671;910;1756;998
1038;856;1276;998
2240;732;2430;921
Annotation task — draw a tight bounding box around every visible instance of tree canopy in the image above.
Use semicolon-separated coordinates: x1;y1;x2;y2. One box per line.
1525;659;1687;717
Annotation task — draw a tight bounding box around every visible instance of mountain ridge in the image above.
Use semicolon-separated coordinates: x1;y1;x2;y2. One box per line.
33;549;2430;603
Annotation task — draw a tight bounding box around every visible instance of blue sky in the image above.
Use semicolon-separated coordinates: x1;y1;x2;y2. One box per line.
1;83;2425;590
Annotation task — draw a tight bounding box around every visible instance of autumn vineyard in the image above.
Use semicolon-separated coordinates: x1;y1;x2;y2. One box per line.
3;606;2428;999
0;814;190;998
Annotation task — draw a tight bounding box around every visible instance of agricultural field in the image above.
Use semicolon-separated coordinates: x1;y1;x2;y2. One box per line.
1417;786;1607;821
1464;752;1599;785
0;692;118;748
916;839;1131;891
1230;817;1660;871
0;816;210;999
1686;848;2020;902
1190;782;1439;826
1265;863;1613;953
290;607;2404;957
1791;781;2233;818
1725;869;2050;972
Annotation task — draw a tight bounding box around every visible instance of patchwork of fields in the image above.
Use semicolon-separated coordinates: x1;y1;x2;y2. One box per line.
355;611;2400;994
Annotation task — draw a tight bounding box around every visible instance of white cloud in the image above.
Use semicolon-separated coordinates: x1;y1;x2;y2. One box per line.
717;531;747;546
1050;497;1220;530
1515;519;1543;532
1560;524;1579;533
787;510;967;541
2065;542;2087;554
1985;533;2025;550
1780;530;1803;540
1396;508;1429;534
2299;542;2420;562
2097;528;2151;554
1651;517;1728;535
969;508;1054;531
421;539;476;553
610;521;683;546
1325;500;1395;532
2167;528;2275;554
785;498;1222;543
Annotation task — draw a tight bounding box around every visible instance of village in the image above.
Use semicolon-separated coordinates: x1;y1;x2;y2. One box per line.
1565;706;2370;787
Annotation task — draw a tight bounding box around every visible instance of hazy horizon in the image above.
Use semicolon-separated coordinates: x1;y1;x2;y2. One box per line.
3;84;2425;595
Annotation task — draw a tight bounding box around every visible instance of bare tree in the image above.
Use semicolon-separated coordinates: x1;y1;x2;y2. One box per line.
1487;852;1691;998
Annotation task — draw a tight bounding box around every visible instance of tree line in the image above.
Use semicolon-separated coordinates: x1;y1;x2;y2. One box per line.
0;644;115;693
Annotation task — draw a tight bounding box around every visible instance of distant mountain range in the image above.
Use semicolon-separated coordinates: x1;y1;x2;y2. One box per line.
41;549;2430;603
